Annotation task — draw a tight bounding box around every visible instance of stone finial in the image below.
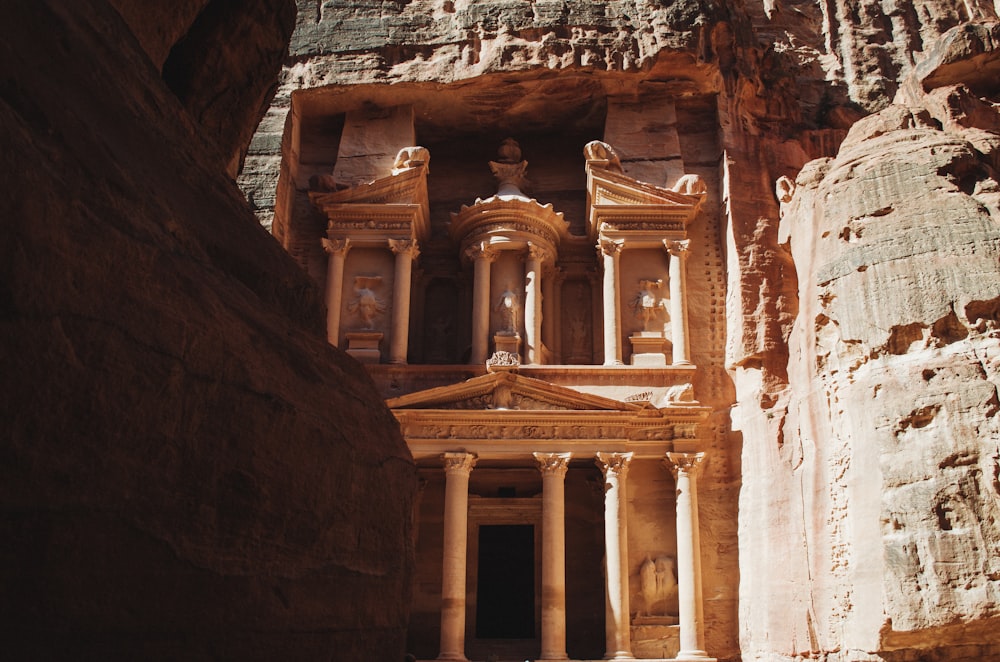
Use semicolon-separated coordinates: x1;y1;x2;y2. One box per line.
490;138;529;197
486;350;521;372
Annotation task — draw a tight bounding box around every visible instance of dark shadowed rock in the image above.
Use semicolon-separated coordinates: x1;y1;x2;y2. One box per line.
0;2;415;659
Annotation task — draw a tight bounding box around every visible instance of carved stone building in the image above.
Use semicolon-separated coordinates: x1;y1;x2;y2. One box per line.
299;99;728;661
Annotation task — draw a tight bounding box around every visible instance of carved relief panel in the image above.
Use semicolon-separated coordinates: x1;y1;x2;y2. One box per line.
560;278;593;364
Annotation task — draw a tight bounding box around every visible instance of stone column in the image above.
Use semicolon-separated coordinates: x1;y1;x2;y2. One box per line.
596;452;634;660
598;239;624;365
466;242;497;365
321;237;351;347
551;268;565;362
439;452;477;661
665;239;691;365
666;452;711;661
534;452;572;661
525;243;547;364
388;238;419;364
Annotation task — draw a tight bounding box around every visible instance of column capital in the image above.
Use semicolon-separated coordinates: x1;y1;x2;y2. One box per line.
442;451;477;476
665;238;691;257
596;451;633;480
597;238;624;258
464;241;499;264
666;451;707;478
322;237;351;256
534;452;572;477
388;238;420;260
526;241;553;264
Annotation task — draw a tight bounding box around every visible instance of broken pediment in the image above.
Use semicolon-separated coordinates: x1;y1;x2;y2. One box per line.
386;371;640;412
584;140;704;242
309;151;431;243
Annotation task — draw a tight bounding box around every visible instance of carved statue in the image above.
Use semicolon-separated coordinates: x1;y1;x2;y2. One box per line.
392;146;430;174
583;140;622;172
632;279;668;331
495;284;520;335
659;382;695;405
670;173;707;196
348;276;386;330
638;555;679;617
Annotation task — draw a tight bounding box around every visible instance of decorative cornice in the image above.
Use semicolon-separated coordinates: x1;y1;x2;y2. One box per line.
450;196;568;252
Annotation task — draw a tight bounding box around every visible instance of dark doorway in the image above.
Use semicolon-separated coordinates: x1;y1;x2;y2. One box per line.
475;524;535;639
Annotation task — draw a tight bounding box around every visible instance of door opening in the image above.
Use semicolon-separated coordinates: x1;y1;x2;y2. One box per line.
475;524;535;639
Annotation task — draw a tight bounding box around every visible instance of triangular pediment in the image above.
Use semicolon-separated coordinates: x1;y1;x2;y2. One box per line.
386;371;641;412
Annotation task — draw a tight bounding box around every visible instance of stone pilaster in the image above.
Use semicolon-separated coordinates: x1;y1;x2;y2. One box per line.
665;452;713;661
388;238;419;364
439;452;477;661
321;237;351;347
534;452;572;661
665;239;691;365
596;451;634;660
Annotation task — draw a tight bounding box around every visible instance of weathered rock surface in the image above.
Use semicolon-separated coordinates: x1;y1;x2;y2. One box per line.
736;84;1000;660
1;1;415;659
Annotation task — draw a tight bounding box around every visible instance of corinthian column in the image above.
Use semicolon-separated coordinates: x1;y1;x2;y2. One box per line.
321;237;351;346
665;452;712;661
439;452;477;661
665;240;691;365
598;239;624;365
465;242;498;365
534;452;572;661
525;243;548;364
596;452;634;660
388;238;419;364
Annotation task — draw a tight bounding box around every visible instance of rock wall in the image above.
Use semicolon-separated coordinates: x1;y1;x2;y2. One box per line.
1;2;415;659
241;1;1000;660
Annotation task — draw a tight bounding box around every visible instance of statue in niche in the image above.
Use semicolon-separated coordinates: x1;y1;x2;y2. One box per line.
632;279;668;332
348;275;386;330
638;555;679;618
495;284;520;335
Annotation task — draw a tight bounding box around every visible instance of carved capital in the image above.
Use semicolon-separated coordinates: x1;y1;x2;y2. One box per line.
597;239;623;258
388;238;420;260
665;239;691;257
322;237;351;256
665;451;707;479
526;242;552;264
464;241;499;264
534;452;572;477
596;451;633;480
442;451;477;476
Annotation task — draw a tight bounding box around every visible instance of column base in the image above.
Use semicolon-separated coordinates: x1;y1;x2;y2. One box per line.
435;654;469;661
674;650;715;661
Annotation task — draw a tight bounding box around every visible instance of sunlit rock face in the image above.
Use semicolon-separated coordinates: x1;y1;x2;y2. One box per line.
0;1;415;659
244;1;1000;660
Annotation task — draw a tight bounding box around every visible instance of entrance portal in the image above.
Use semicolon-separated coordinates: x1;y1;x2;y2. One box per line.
475;524;535;639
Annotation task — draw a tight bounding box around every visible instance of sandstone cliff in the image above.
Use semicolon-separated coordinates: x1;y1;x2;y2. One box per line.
243;1;1000;660
1;1;415;659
